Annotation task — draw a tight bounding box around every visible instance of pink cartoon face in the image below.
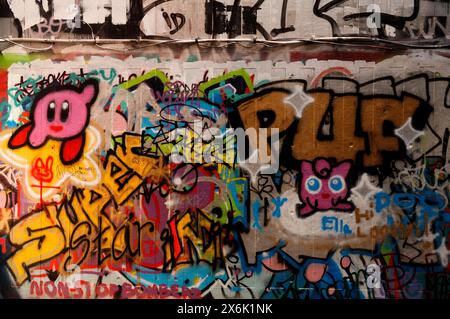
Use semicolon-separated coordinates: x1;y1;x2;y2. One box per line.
8;80;98;165
28;83;96;147
298;158;354;217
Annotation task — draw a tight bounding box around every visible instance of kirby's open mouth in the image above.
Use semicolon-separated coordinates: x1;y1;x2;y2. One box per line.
50;125;63;132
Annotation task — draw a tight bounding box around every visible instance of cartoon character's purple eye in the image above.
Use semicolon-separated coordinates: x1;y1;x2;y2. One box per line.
47;101;56;121
305;176;322;194
329;175;345;193
61;101;70;122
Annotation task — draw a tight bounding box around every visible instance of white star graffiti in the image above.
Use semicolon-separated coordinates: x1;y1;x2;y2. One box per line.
394;117;425;149
351;173;382;201
284;85;314;118
434;239;449;267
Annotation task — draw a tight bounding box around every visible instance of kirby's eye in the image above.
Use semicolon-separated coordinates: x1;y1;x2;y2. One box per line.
305;176;322;194
61;101;69;122
47;101;56;122
329;175;345;193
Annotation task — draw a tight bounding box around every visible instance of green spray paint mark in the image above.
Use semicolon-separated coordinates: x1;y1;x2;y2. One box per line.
198;69;254;103
0;54;42;69
187;55;199;62
119;69;169;91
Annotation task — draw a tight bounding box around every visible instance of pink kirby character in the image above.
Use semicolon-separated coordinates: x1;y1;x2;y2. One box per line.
8;79;98;165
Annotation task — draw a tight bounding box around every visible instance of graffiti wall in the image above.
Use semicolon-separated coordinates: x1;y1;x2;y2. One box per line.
0;50;446;300
1;0;450;42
